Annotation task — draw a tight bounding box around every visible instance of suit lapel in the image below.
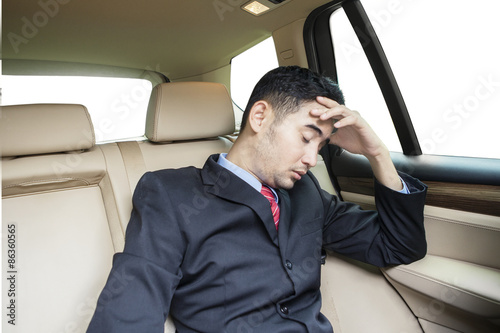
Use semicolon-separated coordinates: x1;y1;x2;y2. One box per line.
201;155;279;246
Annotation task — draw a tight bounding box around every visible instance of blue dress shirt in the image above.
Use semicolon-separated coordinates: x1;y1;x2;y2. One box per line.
217;153;409;197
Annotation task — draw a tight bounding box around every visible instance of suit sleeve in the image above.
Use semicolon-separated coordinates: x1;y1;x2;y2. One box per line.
321;172;428;267
87;172;185;332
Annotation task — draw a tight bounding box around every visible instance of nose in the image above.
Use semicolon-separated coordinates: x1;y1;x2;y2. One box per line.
301;148;318;168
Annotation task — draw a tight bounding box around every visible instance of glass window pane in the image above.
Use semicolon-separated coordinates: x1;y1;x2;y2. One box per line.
1;75;152;143
361;0;500;159
231;37;279;129
330;8;403;153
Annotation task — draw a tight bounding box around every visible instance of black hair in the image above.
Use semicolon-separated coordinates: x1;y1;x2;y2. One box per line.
240;66;345;131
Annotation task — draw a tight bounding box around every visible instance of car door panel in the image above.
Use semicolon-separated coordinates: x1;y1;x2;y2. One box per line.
323;148;500;332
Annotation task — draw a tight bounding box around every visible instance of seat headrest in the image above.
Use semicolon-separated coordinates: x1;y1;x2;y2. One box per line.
0;104;95;157
145;82;235;142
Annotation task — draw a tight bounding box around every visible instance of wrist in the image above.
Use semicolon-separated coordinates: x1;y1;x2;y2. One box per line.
367;149;403;191
365;145;390;165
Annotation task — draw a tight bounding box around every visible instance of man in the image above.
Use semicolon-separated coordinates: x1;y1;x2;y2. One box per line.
87;66;427;332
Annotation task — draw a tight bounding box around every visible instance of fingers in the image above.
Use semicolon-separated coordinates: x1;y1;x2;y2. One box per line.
310;96;354;124
333;113;360;130
316;96;340;108
311;96;341;120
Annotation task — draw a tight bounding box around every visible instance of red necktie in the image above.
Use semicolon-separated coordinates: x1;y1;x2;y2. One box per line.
261;185;280;230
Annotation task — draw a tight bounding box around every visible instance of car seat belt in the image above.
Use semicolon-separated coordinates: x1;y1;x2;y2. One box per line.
117;141;148;195
320;144;344;200
99;174;126;252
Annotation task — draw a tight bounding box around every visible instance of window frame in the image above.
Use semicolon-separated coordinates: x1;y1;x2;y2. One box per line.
1;60;168;143
303;0;500;195
303;0;421;156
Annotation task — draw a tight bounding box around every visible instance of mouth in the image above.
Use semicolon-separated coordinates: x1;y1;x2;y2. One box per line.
292;170;307;181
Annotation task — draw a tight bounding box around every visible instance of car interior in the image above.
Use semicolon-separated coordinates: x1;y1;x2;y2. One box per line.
2;0;500;332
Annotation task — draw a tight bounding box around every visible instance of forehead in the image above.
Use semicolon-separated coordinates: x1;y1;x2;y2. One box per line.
284;101;334;136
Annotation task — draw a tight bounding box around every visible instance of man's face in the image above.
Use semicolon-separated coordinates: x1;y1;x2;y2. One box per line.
254;101;334;190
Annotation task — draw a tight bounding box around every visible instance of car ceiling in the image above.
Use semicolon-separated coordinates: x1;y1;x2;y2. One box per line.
3;0;333;80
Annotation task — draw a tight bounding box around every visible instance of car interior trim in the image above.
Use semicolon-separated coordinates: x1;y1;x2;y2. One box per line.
342;0;422;155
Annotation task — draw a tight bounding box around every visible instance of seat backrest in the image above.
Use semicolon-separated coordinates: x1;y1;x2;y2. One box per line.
104;81;236;227
142;81;235;169
145;81;235;143
1;104;123;333
0;90;421;333
101;82;235;333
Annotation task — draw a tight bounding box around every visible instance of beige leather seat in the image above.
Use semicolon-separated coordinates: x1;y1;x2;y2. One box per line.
102;82;236;232
100;82;235;332
0;88;422;333
142;81;235;170
1;104;123;333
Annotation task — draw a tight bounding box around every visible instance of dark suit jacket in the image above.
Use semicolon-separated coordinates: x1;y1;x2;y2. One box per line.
87;154;427;333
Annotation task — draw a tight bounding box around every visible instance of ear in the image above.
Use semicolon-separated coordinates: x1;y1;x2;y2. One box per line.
247;101;272;134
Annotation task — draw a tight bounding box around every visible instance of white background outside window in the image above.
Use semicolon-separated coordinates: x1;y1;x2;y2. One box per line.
230;37;279;129
2;75;152;143
331;0;500;159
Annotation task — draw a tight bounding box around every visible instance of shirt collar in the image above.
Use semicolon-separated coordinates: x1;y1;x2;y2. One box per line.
217;153;278;202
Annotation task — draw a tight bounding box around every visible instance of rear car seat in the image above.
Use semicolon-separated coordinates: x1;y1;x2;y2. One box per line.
100;81;236;238
123;81;422;332
142;81;235;171
1;104;124;333
1;86;422;333
100;81;236;332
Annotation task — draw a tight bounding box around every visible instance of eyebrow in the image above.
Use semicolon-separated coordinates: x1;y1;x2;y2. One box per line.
305;124;323;137
305;124;331;145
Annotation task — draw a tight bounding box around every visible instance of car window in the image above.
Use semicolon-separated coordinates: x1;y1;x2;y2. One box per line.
331;0;500;159
1;75;152;143
231;37;279;129
330;8;402;153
